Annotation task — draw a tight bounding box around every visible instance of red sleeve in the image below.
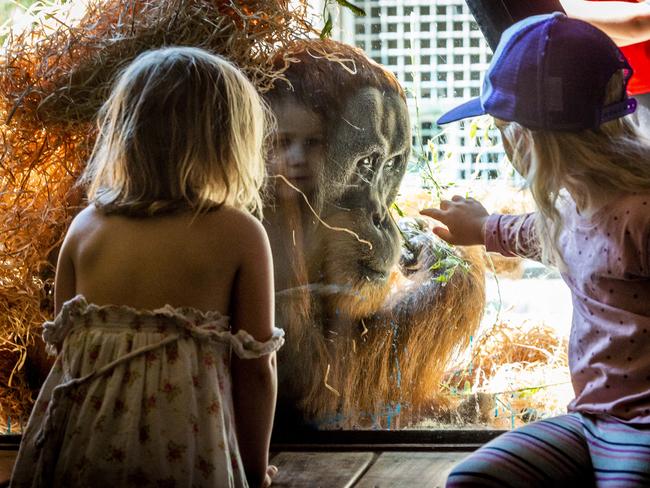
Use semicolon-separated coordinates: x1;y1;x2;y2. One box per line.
484;213;541;261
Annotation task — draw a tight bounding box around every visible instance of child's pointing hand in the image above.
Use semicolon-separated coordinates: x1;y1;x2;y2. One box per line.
420;195;489;246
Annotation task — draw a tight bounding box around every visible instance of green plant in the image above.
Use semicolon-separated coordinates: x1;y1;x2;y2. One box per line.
320;0;365;39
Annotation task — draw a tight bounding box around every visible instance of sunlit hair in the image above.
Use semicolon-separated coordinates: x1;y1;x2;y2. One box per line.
81;46;272;218
498;70;650;268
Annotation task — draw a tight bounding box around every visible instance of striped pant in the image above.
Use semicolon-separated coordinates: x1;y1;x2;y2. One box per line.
446;413;650;487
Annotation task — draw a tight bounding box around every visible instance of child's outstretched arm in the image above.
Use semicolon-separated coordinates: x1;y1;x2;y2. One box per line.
560;0;650;46
230;215;278;488
421;195;541;260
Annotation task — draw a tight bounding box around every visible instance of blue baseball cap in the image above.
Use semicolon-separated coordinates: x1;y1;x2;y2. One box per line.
437;12;637;130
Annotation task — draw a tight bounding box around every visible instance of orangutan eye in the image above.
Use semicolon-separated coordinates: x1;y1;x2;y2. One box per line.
357;157;373;171
383;156;401;173
354;156;375;184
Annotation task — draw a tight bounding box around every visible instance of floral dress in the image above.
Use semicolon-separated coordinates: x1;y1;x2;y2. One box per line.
10;295;284;488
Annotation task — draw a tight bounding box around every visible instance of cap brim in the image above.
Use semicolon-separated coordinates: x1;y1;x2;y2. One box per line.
437;98;485;125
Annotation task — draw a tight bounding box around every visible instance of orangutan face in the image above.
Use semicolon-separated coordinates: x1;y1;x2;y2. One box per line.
319;87;411;287
268;99;324;200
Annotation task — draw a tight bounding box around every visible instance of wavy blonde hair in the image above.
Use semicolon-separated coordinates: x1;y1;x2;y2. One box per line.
81;46;272;217
498;70;650;268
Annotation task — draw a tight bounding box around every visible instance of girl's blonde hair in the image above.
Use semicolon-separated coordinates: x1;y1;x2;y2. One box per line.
499;70;650;268
81;46;272;217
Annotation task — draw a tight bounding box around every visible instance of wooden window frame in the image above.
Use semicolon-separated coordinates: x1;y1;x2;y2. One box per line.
271;429;507;452
465;0;565;50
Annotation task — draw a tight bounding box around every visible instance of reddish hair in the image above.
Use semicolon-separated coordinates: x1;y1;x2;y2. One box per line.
267;38;405;122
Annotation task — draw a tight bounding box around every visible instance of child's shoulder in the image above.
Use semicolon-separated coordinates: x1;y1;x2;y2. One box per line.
208;205;261;228
207;206;269;249
65;204;105;240
200;205;262;233
611;192;650;223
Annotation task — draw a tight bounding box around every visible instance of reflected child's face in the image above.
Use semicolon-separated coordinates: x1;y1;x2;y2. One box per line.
269;99;324;200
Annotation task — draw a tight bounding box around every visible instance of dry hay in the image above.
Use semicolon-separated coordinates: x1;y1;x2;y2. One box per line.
0;0;320;432
394;188;437;217
453;320;568;387
439;320;571;428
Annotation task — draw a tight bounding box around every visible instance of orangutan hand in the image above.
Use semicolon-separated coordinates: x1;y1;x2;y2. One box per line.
420;195;489;246
398;217;445;274
398;217;428;269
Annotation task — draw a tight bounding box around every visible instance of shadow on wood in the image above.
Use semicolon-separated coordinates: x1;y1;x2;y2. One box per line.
355;452;470;488
270;452;374;488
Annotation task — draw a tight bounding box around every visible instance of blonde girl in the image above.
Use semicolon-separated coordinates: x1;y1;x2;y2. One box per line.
11;46;283;488
422;13;650;488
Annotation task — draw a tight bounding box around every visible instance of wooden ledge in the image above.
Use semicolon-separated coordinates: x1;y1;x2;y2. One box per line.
1;430;504;487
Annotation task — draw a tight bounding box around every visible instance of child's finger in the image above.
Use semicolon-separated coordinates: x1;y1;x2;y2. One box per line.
420;208;444;220
267;465;278;478
432;226;454;243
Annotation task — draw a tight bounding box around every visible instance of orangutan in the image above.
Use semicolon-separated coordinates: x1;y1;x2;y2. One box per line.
264;39;486;429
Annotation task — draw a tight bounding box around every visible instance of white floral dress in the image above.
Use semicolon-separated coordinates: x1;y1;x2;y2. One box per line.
10;295;284;488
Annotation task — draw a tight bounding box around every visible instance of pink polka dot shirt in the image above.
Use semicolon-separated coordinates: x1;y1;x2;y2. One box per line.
485;193;650;423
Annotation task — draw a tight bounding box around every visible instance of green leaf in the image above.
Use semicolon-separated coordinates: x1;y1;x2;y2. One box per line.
335;0;366;16
320;14;333;39
519;387;541;398
392;202;405;217
469;121;478;140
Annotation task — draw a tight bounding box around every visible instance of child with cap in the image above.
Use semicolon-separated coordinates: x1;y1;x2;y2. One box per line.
421;12;650;487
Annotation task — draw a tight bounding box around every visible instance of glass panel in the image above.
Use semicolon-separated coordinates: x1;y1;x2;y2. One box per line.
0;0;574;438
267;1;573;431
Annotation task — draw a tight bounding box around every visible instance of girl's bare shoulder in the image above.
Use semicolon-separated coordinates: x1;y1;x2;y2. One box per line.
63;204;106;242
204;206;269;251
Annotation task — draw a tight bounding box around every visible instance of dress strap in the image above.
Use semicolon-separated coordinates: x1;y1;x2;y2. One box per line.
229;328;285;359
